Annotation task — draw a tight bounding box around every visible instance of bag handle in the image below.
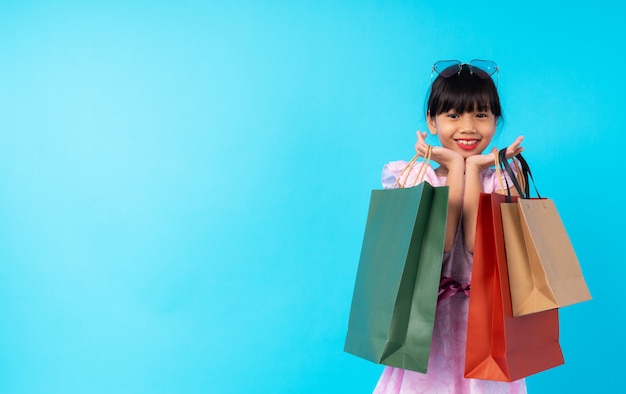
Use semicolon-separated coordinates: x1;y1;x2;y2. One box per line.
494;149;506;192
393;145;432;188
498;148;542;200
495;149;526;196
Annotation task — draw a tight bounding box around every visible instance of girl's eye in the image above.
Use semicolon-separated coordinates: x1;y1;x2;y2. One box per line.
447;113;459;119
476;113;489;118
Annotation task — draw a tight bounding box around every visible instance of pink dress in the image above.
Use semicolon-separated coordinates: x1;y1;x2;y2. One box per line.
373;161;527;394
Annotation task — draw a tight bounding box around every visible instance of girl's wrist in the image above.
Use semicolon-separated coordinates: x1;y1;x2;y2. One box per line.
465;162;487;174
465;156;492;174
443;158;465;175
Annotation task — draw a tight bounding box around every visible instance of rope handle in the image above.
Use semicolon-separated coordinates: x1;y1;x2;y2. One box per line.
392;145;432;188
495;149;506;192
498;149;541;200
495;150;526;196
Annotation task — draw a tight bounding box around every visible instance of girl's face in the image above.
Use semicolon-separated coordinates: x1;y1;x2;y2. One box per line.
427;108;497;158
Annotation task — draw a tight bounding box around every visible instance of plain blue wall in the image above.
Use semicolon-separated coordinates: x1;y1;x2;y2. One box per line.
0;1;621;393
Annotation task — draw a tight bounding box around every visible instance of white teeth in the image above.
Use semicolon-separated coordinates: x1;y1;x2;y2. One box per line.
457;140;477;145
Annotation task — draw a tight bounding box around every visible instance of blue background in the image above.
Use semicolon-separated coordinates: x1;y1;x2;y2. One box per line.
0;1;620;393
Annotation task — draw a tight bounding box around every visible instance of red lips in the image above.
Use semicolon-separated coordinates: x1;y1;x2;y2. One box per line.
455;139;479;151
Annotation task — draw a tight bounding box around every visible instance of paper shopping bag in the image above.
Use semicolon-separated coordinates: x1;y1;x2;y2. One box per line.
499;151;591;316
464;192;564;382
344;181;448;373
500;202;556;316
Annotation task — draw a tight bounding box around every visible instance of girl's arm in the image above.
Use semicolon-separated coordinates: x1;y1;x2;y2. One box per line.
415;132;465;252
462;153;495;253
442;160;465;252
463;137;524;252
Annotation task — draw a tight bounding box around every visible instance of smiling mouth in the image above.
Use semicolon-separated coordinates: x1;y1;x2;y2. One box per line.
455;139;480;150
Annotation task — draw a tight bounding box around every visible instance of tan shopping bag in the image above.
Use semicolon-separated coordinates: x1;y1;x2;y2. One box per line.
498;150;591;316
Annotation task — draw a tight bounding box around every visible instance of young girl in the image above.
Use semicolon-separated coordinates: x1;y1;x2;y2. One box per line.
373;60;526;393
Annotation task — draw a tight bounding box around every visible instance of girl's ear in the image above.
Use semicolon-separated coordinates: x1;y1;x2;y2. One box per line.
427;113;438;135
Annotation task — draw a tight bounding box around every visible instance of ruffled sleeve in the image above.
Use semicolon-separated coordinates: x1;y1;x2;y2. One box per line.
381;160;408;189
381;160;444;189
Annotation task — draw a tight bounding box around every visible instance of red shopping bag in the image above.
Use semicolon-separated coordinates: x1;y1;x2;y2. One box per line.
464;192;564;382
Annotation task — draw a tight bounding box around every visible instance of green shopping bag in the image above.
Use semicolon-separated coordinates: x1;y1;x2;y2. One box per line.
344;180;448;373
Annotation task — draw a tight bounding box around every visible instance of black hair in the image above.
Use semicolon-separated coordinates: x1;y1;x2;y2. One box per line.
427;64;501;120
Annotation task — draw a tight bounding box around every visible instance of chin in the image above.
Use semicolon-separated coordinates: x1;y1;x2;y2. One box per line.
460;146;489;158
460;151;481;159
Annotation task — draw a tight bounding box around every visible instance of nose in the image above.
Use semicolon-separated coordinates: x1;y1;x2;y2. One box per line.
459;114;476;132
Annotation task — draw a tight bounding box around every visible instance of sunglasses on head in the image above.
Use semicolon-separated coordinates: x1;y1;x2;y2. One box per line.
431;59;499;82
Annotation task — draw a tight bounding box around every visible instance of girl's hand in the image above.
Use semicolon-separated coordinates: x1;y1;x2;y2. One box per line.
414;131;464;171
466;147;497;173
466;135;524;172
501;135;524;160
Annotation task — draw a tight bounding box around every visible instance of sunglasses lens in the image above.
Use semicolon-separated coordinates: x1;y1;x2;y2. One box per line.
469;60;498;78
434;61;461;77
432;60;498;81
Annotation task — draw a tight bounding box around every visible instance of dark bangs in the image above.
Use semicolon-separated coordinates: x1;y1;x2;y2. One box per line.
427;66;501;118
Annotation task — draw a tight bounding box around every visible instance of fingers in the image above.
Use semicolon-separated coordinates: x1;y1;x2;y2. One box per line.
414;130;430;156
487;147;497;163
416;130;428;144
504;135;524;159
